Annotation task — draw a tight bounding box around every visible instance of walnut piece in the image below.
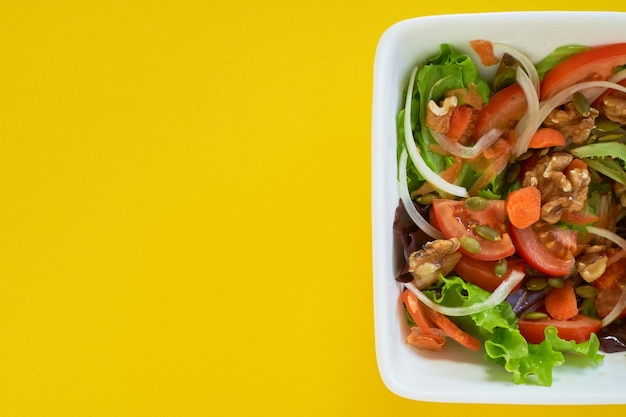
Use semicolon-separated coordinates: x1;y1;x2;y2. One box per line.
425;96;458;134
603;95;626;125
577;245;608;283
522;152;591;224
543;102;599;144
408;238;461;289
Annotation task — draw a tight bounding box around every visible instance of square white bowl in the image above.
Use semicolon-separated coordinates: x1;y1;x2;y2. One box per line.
372;11;626;404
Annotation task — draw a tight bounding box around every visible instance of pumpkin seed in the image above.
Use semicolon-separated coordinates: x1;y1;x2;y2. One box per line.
494;259;508;277
598;132;624;142
460;236;481;254
596;118;621;132
526;277;548;291
523;311;549;320
548;277;565;288
575;285;598;299
464;196;489;211
474;224;501;241
573;91;590;116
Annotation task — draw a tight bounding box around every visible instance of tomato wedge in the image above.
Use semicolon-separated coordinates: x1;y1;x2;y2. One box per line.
509;224;576;277
431;199;515;261
518;314;602;344
474;83;527;141
540;43;626;100
454;255;525;293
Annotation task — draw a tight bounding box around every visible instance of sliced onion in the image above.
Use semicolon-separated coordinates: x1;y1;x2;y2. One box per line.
429;127;502;159
398;149;445;239
586;226;626;252
513;80;626;158
608;68;626;84
585;226;626;327
404;270;525;317
493;43;540;94
512;67;541;157
403;67;469;197
601;289;626;328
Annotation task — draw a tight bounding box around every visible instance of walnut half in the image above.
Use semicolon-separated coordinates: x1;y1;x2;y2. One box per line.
408;238;462;289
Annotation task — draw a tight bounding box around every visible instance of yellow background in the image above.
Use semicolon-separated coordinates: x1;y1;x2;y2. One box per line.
1;1;625;415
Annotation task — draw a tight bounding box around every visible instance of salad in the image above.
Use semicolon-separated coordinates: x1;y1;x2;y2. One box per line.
394;40;626;385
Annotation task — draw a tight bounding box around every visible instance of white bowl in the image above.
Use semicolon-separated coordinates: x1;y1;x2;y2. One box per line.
372;11;626;404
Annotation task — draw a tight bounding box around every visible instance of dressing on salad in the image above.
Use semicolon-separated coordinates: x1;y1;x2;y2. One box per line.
394;40;626;385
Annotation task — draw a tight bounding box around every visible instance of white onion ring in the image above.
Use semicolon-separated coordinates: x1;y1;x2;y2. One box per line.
404;270;525;317
493;43;540;94
512;67;541;157
403;67;469;197
586;226;626;327
398;149;445;239
587;226;626;253
429;128;502;159
601;288;626;328
513;80;626;158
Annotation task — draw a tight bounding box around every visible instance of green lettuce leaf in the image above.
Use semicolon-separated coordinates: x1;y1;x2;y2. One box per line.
570;142;626;185
424;276;604;386
535;45;590;79
397;44;490;194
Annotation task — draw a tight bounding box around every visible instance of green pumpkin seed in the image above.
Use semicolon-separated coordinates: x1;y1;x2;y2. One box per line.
494;259;508;277
474;224;501;241
598;132;625;142
523;311;549;320
548;277;565;288
575;285;598;299
415;193;436;205
516;150;534;161
506;163;521;184
596;118;621;132
573;91;591;116
526;277;548;291
460;236;481;254
465;196;489;211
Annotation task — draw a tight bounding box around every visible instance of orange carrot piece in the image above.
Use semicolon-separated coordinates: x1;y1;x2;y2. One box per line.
470;39;499;66
528;127;566;149
505;185;542;229
424;307;482;351
545;280;578;321
406;327;446;351
401;289;437;335
565;157;588;173
401;289;481;351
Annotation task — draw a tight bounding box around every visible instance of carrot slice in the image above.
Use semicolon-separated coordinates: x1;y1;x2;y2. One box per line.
401;289;481;351
505;185;542;229
470;39;499;66
424;307;482;351
545;280;578;321
528;127;566;149
401;289;437;335
564;157;588;173
406;327;446;351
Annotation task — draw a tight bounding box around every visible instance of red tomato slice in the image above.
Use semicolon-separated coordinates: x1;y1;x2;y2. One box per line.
431;199;515;261
540;43;626;100
518;314;602;344
474;83;527;141
509;224;576;277
453;255;525;293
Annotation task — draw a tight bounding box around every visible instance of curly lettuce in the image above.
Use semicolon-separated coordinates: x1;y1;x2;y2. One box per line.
423;276;604;386
398;44;490;194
